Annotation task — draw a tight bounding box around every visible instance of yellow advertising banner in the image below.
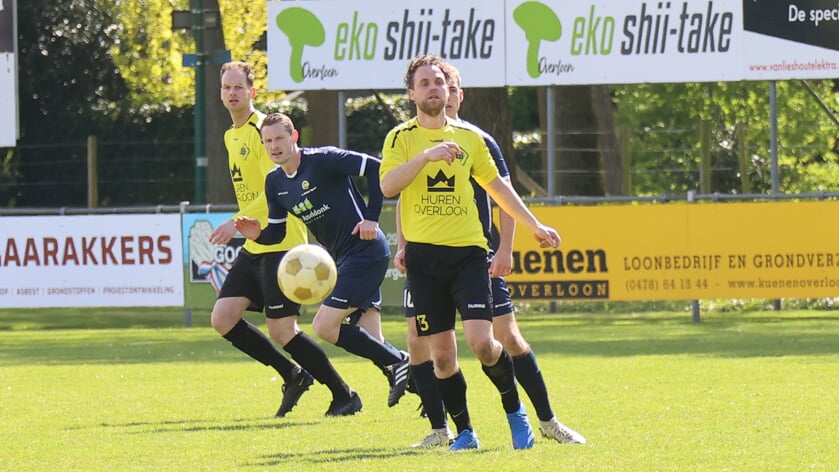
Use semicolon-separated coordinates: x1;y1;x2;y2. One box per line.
505;201;839;301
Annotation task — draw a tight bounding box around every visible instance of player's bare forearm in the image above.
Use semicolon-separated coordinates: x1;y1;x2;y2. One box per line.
483;177;561;248
381;143;460;197
394;198;407;273
209;219;237;245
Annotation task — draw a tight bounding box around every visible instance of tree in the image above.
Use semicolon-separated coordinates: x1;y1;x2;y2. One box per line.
538;85;605;196
459;87;517;190
612;80;839;195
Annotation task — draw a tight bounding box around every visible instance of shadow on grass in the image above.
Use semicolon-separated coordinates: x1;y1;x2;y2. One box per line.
253;446;484;467
1;311;837;366
66;416;318;435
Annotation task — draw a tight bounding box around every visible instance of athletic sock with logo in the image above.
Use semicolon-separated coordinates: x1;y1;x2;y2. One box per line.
481;348;521;414
437;369;472;433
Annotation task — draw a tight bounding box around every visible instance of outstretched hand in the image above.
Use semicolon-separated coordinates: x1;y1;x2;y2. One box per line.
533;224;561;248
233;216;262;240
209;219;237;245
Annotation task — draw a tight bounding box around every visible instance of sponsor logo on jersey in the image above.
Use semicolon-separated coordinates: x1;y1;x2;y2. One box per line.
230;164;243;183
427;170;455;192
292;198;314;215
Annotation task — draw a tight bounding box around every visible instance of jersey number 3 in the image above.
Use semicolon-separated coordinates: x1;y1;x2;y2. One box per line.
415;314;430;333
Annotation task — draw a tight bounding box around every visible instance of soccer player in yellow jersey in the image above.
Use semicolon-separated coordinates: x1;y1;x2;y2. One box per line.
395;61;586;447
380;54;561;451
210;61;358;417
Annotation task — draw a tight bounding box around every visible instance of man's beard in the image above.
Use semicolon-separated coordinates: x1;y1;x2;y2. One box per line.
416;98;444;117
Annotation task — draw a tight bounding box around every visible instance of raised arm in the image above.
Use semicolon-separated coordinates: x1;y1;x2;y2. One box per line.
380;142;461;198
482;177;560;249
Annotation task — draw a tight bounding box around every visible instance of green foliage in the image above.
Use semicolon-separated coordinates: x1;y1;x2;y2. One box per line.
612;81;839;195
510;87;540;131
111;0;193;108
345;94;413;156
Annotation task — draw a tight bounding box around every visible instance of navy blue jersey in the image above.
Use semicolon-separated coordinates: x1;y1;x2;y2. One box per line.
460;120;510;252
257;146;386;259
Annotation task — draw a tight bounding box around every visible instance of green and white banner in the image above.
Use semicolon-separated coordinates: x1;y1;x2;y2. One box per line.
267;0;506;90
267;0;839;89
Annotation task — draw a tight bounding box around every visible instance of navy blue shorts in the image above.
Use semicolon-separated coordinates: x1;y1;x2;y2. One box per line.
404;242;492;336
323;233;389;312
217;249;300;318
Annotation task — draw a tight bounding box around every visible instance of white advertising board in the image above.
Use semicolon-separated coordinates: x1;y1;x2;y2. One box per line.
267;0;507;90
0;214;185;308
0;0;17;147
504;0;743;85
267;0;839;89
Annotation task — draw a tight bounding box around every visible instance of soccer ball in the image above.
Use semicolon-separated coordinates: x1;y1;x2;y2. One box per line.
277;244;338;305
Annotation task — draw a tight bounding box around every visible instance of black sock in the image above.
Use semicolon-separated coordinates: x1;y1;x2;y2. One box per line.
437;370;471;433
513;349;554;421
335;324;402;366
222;319;296;381
411;361;447;430
481;349;521;414
284;331;352;401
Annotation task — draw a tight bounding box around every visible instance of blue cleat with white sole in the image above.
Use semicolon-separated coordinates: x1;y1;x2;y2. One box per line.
449;429;479;451
506;403;535;450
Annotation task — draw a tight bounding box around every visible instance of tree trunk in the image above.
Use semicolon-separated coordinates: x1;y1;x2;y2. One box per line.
458;87;517;189
548;85;604;196
592;85;624;196
305;90;340;146
204;0;235;204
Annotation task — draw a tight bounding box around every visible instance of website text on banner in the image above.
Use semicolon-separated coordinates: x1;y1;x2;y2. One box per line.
0;214;184;308
503;201;839;301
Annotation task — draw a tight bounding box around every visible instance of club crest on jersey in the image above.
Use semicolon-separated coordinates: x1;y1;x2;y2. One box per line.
239;143;250;159
455;149;469;166
427;170;455;192
230;164;243;182
301;180;310;190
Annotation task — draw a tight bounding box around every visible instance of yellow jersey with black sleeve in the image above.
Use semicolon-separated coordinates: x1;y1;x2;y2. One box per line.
223;111;307;254
381;117;499;250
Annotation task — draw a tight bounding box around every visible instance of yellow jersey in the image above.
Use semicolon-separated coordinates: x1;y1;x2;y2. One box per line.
381;117;498;249
223;111;307;254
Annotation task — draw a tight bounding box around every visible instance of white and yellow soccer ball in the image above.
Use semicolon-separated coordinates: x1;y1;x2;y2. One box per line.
277;244;338;305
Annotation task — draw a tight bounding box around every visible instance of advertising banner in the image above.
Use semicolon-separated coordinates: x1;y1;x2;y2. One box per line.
0;0;17;147
504;201;839;301
0;214;184;308
267;0;507;90
504;0;743;85
266;0;839;89
742;0;839;80
181;213;241;309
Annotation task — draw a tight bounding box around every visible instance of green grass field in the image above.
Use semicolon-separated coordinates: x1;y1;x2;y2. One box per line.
0;307;837;471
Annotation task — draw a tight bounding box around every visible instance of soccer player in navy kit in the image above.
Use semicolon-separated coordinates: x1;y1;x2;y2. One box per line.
211;61;357;418
235;112;410;411
395;62;586;447
380;54;561;451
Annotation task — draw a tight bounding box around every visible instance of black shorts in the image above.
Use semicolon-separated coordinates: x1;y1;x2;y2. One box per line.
217;249;300;319
404;242;492;336
403;276;514;318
